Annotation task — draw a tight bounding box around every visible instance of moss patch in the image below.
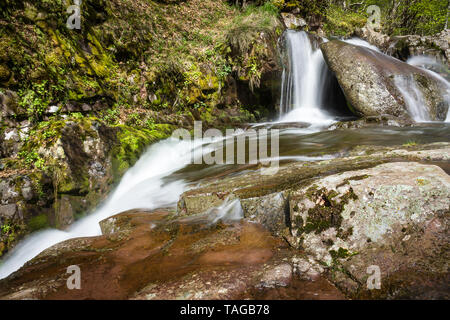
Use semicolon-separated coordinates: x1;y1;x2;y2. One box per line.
297;185;358;236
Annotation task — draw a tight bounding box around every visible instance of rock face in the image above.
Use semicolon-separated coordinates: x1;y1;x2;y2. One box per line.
320;40;449;121
281;12;307;30
176;143;450;299
386;29;450;66
288;162;450;299
0;117;165;257
356;28;450;66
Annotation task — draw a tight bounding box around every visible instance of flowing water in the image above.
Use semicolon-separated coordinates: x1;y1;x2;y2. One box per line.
394;75;432;122
279;31;336;125
398;55;450;122
1;31;450;280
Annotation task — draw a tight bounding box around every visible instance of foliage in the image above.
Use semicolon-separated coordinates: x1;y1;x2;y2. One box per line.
384;0;449;36
323;4;367;37
18;150;46;170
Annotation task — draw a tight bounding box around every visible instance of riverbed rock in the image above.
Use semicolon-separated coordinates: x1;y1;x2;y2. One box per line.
320;40;449;121
328;114;414;129
176;144;450;298
178;142;450;232
0;209;344;300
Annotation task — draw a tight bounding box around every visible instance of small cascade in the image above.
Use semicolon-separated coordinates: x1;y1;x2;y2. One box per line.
279;31;336;124
407;55;450;122
208;198;244;224
395;55;450;122
394;75;431;122
0;137;199;279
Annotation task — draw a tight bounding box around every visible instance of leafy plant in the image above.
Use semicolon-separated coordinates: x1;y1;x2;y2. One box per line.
1;224;11;235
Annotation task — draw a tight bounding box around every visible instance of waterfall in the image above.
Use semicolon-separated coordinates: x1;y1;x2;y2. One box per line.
279;31;335;124
394;75;431;122
407;55;450;122
393;55;450;122
0;138;201;279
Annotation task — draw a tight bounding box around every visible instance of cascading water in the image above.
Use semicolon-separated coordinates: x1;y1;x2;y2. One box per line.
279;31;335;124
2;33;450;282
407;55;450;122
0;138;201;279
393;75;432;122
392;55;450;122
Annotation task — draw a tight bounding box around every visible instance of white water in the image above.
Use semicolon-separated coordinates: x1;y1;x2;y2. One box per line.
396;55;450;122
279;31;335;125
208;198;244;224
344;38;381;52
407;56;450;122
394;75;431;122
3;34;450;281
0;138;203;279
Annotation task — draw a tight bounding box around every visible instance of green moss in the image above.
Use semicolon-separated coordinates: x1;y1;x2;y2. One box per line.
111;125;172;179
323;4;366;37
297;186;358;236
330;247;353;260
28;214;49;232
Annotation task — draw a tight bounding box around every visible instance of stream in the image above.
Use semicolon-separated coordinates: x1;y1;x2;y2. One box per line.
1;31;449;280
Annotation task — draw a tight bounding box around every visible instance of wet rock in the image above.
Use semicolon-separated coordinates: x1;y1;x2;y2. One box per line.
356;28;449;66
320;40;449;121
288;162;450;299
387;29;450;65
240;191;288;236
0;90;24;119
281;13;307;30
0;118;162;254
328;115;414;129
0;210;321;300
178;143;450;230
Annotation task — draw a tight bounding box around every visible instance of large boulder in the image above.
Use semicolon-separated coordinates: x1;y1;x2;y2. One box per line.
320;40;449;121
288;162;450;299
178;143;450;235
